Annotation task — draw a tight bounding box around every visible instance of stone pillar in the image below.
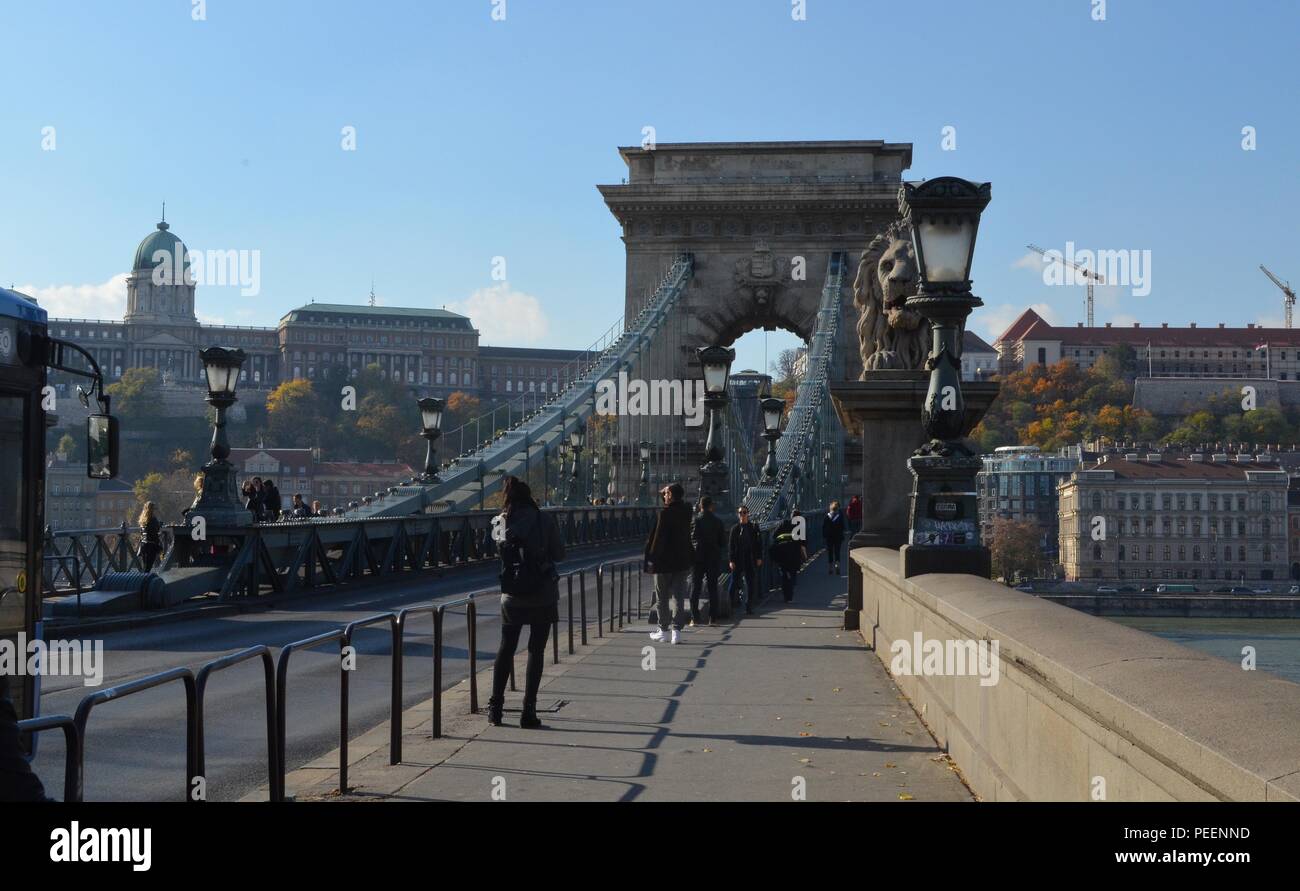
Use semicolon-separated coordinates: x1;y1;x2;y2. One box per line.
831;371;1000;629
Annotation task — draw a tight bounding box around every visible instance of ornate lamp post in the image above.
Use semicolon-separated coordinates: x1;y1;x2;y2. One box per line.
190;346;251;527
557;441;569;505
697;345;736;509
591;452;601;503
898;176;993;578
760;396;784;480
566;420;586;505
822;441;833;502
638;440;652;505
417;396;443;482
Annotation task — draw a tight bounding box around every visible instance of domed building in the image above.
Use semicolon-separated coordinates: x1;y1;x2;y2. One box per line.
44;213;585;410
49;214;283;387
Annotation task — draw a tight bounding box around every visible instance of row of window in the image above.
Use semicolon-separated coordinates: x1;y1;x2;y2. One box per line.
1090;543;1278;563
292;332;475;349
1098;516;1280;537
1088;491;1277;512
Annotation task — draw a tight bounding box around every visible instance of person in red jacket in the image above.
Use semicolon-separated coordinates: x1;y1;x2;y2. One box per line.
847;494;863;538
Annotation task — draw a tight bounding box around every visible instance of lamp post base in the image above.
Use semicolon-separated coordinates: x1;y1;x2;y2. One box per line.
699;462;730;513
900;544;991;580
901;448;989;580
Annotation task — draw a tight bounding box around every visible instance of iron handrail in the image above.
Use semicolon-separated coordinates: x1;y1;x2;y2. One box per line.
16;713;82;802
73;666;198;803
339;614;401;793
273;629;346;802
194;646;277;802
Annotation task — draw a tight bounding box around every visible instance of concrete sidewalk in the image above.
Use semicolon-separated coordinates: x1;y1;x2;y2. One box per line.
274;566;973;802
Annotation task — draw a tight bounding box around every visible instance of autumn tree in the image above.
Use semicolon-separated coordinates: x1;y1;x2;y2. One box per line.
106;367;164;421
989;518;1042;583
264;378;326;448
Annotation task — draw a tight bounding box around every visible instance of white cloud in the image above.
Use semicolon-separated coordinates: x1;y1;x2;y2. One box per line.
447;283;551;345
1012;251;1042;271
16;274;129;320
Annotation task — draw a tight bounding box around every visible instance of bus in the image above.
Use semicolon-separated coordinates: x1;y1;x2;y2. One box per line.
1;287;118;722
1154;584;1198;595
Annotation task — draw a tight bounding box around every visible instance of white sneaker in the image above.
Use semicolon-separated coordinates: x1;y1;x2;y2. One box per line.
670;629;680;645
649;630;665;642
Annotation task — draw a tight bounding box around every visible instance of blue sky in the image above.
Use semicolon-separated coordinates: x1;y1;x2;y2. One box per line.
1;0;1297;374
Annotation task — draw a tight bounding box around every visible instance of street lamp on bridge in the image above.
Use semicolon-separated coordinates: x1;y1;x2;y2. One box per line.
761;395;784;480
899;176;993;578
638;440;652;505
566;420;586;505
697;345;735;510
190;346;251;527
417;396;444;483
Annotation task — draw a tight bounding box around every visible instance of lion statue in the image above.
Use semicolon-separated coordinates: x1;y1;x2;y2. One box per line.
853;221;929;376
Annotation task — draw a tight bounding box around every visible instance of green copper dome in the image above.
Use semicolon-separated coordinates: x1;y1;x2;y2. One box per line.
133;219;189;272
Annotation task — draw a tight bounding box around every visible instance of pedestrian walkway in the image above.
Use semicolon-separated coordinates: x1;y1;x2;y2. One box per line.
272;566;973;802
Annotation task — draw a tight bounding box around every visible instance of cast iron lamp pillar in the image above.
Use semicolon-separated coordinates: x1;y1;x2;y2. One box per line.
697;345;735;510
637;441;652;505
418;396;444;482
898;177;993;578
566;420;586;506
190;346;252;527
760;396;784;480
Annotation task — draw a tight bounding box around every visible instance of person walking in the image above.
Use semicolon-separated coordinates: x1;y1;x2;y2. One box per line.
644;482;694;644
290;493;311;518
690;495;727;624
847;495;863;539
263;479;283;522
770;510;809;602
488;476;564;729
245;478;265;521
727;504;763;614
822;500;847;575
138;501;162;572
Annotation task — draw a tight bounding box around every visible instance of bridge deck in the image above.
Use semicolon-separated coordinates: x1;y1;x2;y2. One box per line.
272;567;972;802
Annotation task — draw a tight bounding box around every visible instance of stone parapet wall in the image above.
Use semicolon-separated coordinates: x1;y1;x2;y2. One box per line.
849;546;1300;801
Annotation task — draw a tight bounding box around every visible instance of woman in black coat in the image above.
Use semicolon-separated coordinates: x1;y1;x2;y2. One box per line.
489;476;565;728
138;501;162;571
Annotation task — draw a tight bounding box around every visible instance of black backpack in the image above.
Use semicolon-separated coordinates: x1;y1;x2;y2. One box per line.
499;512;557;597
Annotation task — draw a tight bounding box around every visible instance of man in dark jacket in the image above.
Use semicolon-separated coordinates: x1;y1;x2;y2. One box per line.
690;496;727;624
727;504;763;615
771;510;809;602
263;480;283;522
644;482;695;643
822;500;847;575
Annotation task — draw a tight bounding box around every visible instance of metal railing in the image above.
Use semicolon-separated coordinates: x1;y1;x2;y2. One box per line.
23;552;645;801
42;523;174;599
21;535;819;802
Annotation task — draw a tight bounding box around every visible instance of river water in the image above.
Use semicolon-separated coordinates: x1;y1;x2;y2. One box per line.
1112;617;1300;686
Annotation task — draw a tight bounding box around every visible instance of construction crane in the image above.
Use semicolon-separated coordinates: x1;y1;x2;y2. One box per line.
1260;265;1296;328
1027;243;1106;328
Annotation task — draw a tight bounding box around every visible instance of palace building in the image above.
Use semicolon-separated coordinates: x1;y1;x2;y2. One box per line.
43;215;586;400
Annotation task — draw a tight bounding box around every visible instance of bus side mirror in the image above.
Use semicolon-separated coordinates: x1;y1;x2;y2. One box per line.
87;414;119;480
